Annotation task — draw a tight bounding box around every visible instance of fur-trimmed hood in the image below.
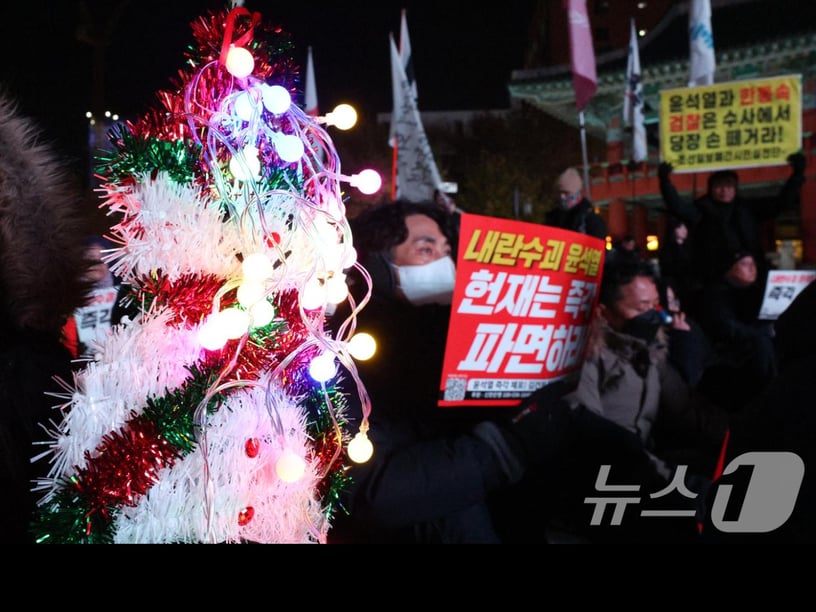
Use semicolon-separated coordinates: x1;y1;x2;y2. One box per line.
0;92;94;337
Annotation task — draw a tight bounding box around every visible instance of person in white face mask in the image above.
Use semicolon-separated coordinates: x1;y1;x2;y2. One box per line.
327;200;574;544
390;211;457;305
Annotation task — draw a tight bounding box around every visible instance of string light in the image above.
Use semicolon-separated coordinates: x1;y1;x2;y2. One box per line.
276;449;307;483
348;333;376;361
249;300;275;328
225;45;255;78
347;431;374;464
39;5;384;542
347;169;383;195
309;352;337;383
261;84;292;115
323;104;358;131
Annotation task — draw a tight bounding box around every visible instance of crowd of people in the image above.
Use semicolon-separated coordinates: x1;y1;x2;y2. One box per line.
327;153;812;544
2;77;812;543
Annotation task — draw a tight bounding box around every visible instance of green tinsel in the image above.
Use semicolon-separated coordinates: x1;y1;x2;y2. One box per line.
96;124;200;184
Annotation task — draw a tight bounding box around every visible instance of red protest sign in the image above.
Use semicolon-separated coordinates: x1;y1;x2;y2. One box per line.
438;213;605;408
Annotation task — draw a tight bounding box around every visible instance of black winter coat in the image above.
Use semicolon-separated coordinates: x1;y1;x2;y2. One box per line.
0;94;95;544
703;280;816;543
328;293;512;544
659;171;804;283
544;198;608;241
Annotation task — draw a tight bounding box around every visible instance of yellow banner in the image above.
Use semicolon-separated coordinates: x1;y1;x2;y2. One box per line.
659;75;802;173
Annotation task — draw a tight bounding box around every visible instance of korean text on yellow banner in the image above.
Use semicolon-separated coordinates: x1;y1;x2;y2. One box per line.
659;74;802;173
438;213;605;408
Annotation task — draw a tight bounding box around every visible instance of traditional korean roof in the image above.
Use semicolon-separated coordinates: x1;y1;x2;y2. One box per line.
509;0;816;140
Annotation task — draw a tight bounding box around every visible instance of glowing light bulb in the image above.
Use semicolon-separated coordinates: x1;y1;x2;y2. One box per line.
249;300;276;328
234;90;260;121
226;46;254;79
229;145;261;181
342;246;358;270
326;103;358;130
347;431;374;464
350;169;382;195
199;317;228;352
276;449;306;483
300;277;326;311
242;253;275;282
309;352;337;383
325;273;349;305
275;133;305;163
237;281;265;308
348;332;377;361
262;84;292;115
218;308;251;340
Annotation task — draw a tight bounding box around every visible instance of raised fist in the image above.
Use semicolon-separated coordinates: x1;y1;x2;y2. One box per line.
658;161;674;181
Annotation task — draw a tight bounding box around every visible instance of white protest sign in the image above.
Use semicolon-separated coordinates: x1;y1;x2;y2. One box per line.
759;270;816;320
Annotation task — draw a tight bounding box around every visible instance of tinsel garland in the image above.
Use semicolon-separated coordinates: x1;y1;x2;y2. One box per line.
33;307;351;544
36;3;360;544
95;123;200;186
33;366;219;544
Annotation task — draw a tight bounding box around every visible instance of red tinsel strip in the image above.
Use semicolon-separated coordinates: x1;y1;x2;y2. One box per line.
137;272;227;326
74;416;181;521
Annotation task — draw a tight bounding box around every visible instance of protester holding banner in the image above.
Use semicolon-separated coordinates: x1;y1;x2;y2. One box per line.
326;200;564;543
544;167;608;241
658;152;806;294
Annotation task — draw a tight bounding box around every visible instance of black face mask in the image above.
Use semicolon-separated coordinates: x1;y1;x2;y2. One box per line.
621;309;663;344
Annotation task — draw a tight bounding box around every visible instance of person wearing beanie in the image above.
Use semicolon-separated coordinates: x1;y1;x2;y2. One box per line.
543;167;608;241
0;91;97;544
697;250;776;413
658;153;807;295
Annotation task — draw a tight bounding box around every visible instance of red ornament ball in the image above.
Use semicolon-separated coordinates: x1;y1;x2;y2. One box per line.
245;438;261;458
238;506;255;526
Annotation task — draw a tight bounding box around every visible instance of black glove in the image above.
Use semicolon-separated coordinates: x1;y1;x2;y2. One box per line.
504;380;576;467
658;161;673;181
788;152;806;177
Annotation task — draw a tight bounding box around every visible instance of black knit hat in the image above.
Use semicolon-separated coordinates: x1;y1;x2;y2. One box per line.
718;249;753;276
708;169;739;191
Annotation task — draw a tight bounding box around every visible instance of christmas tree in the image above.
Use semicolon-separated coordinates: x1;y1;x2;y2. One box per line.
31;3;377;544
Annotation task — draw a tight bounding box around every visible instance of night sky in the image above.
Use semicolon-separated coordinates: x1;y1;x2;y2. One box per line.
0;0;537;174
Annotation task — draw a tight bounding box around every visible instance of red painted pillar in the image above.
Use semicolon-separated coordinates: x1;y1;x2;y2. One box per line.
800;179;816;265
631;204;649;250
607;199;628;242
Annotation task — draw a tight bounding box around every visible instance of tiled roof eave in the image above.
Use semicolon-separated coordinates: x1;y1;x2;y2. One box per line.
511;32;816;107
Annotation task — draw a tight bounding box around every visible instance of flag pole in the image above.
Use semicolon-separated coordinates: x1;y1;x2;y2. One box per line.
391;143;398;201
579;111;591;201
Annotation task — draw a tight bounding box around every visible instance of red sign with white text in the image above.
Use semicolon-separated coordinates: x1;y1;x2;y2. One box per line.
438;213;605;408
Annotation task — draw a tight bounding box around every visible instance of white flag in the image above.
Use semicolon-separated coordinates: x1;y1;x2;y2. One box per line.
689;0;715;87
304;46;318;117
623;19;647;162
389;9;417;148
389;32;442;203
400;9;418;103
